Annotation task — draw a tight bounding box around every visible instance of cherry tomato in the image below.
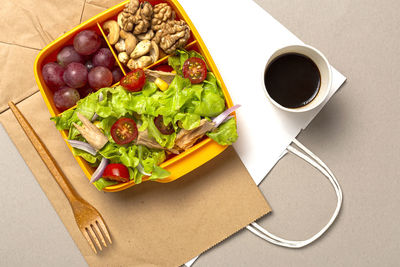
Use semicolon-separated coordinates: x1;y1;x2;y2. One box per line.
111;118;138;145
120;68;146;92
103;163;130;183
153;64;174;72
154;115;175;135
182;57;207;84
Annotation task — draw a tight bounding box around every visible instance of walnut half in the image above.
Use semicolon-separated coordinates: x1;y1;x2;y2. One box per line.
117;0;140;32
117;0;153;34
153;20;190;54
151;3;176;31
133;1;153;35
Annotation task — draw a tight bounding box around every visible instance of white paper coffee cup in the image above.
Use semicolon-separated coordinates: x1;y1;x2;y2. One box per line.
263;44;332;113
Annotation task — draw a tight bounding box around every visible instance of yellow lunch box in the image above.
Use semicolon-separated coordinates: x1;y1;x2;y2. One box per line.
34;0;235;192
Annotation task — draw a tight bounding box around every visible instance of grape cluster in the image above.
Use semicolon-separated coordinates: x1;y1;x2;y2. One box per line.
42;30;123;111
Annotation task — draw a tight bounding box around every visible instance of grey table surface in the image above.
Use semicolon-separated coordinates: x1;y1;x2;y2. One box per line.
1;0;399;266
0;124;87;267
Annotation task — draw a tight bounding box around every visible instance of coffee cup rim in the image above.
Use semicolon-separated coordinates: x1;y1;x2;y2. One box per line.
263;44;332;113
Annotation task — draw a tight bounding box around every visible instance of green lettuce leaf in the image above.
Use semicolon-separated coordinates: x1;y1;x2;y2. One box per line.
129;167;144;184
93;178;118;191
119;146;140;169
71;148;99;164
137;145;169;180
97;116;117;142
126;91;162;117
67;125;83;141
150;165;171;180
192;90;225;117
101;87;132;118
207;118;238;145
190;73;225;117
203;73;223;96
173;113;201;130
156;75;191;117
98;143;122;162
142;81;158;96
50;109;75;130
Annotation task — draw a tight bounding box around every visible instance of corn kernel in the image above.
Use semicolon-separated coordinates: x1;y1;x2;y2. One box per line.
155;78;169;91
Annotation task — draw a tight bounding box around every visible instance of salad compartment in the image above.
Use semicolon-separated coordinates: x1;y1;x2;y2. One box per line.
34;0;234;192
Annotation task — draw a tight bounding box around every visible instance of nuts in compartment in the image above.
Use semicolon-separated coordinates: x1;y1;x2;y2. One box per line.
153;19;190;54
103;0;192;71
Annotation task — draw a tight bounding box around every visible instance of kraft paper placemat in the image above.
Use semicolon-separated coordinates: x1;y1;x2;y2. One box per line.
0;92;270;266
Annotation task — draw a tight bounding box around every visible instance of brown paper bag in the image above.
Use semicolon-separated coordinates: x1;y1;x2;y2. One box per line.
0;0;84;50
0;92;271;266
0;0;86;112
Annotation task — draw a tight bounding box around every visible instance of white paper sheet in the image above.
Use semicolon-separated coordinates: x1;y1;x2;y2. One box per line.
179;0;346;265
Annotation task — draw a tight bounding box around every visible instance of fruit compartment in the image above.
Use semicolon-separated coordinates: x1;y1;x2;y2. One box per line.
35;0;234;192
39;25;117;115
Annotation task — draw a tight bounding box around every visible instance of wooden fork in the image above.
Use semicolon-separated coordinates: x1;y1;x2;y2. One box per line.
8;102;111;254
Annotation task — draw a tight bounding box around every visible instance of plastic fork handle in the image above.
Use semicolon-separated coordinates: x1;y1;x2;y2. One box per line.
8;102;84;205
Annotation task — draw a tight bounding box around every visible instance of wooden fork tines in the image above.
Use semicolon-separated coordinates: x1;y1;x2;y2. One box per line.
72;199;112;253
8;101;111;253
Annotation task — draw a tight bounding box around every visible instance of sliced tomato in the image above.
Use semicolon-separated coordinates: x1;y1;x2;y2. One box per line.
182;57;207;84
103;163;130;183
120;68;146;92
154;115;174;135
153;64;174;73
111;117;138;145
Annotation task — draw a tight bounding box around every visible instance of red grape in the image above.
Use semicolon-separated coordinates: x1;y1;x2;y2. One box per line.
73;30;101;56
53;87;80;111
58;85;70;90
63;62;88;88
93;48;115;69
78;85;94;98
42;62;65;90
112;67;124;84
88;66;113;90
57;45;84;66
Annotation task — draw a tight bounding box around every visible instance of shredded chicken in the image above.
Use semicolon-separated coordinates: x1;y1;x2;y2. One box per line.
73;113;108;151
136;129;179;154
174;119;215;152
144;69;176;84
136;129;164;150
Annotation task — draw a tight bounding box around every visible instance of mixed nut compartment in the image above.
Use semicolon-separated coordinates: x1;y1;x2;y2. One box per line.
103;0;192;71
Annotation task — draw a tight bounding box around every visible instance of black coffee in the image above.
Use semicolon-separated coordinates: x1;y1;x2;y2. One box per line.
264;53;320;108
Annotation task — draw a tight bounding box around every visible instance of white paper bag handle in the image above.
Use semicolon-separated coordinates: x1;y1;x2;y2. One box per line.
246;139;343;248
